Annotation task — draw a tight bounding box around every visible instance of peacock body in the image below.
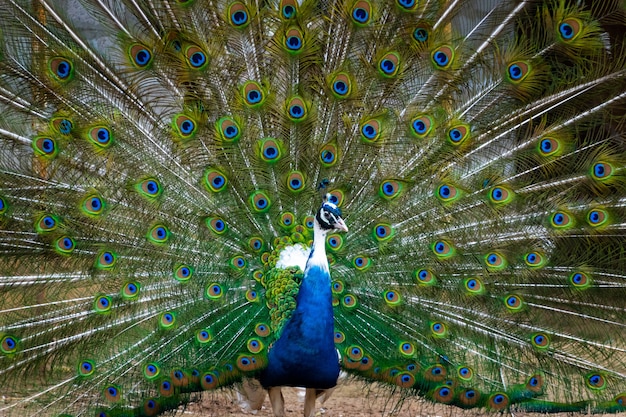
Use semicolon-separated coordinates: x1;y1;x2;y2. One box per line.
0;0;626;415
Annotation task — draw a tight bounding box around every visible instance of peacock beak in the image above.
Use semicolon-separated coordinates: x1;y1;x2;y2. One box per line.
335;218;348;232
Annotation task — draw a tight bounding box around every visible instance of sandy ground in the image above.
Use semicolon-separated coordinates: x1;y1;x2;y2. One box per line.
177;380;626;417
181;381;467;417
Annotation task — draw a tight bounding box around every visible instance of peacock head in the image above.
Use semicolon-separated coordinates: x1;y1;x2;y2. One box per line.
316;194;348;233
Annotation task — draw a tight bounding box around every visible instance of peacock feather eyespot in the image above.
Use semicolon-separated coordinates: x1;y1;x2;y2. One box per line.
433;386;454;403
538;137;561;157
278;212;294;229
319;142;339;166
216;116;241;142
484;252;507;270
373;223;394;242
424;364;447;381
329;72;352;98
457;366;473;381
378;52;400;78
459;389;480;406
351;0;371;26
430;321;447;338
242;81;266;107
346;345;364;361
303;215;315;230
206;283;224;300
399;341;415;356
136;178;163;199
230;255;247;271
436;183;459;202
147;224;170;244
195;328;212;344
286;171;305;192
143;362;161;379
283;27;304;54
78;360;95;377
353;255;371;271
488;392;509;410
160;379;174;396
55;236;75;254
410;114;434;138
360;118;382;143
174;264;193;282
328;189;344;207
591;162;613;181
279;0;298;19
332;331;346;345
384;290;401;306
206;216;227;234
81;193;105;216
51;116;74;135
569;271;591;290
331;280;344;295
286;96;308;122
32;136;58;158
558;18;582;42
526;373;545;392
549;211;573;229
415;268;437;286
395;0;417;12
184;46;208;69
615;393;626;407
587;208;608;227
103;385;122;402
446;123;469;145
463;277;484;295
431;46;454;69
204;168;228;193
94;295;112;313
0;196;7;215
586;373;607;390
524;251;546;268
1;335;19;355
506;61;531;84
504;294;524;312
248;237;264;252
395;372;415;388
86;126;113;149
247;337;264;353
249;191;271;213
159;311;176;329
412;26;429;43
48;57;74;82
35;214;58;233
128;44;153;68
201;372;219;390
341;293;358;310
228;2;250;27
531;332;550;349
171;369;188;386
258;138;283;163
431;240;454;258
121;281;140;299
96;250;116;269
254;323;270;337
488;186;513;205
173;114;197;139
246;288;259;302
326;233;344;251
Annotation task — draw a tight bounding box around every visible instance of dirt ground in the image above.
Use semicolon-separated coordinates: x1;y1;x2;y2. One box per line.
182;381;467;417
178;380;626;417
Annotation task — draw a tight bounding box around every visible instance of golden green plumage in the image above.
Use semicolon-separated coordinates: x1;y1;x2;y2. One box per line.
0;0;626;416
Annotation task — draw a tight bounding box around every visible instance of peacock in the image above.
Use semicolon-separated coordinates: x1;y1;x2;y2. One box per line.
0;0;626;415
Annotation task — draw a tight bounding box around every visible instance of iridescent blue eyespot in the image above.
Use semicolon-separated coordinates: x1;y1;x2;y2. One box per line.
413;28;428;42
333;81;347;95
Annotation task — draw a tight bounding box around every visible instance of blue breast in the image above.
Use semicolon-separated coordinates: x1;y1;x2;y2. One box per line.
259;264;339;388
